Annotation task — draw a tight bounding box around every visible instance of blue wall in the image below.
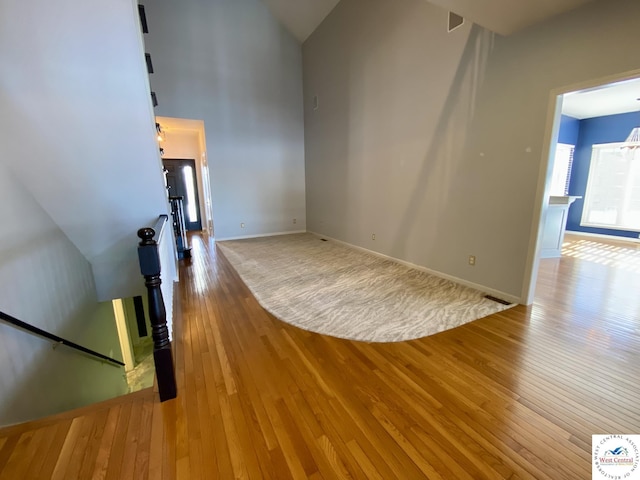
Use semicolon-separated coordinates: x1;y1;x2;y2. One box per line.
558;115;580;145
560;111;640;238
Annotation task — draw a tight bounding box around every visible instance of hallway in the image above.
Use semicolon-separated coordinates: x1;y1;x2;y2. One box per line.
0;233;638;479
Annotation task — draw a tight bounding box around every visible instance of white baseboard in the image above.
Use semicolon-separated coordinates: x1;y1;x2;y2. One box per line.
566;230;640;244
308;231;520;305
216;230;307;242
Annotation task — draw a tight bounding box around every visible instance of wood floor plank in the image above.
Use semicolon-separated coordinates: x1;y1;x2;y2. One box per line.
74;409;110;479
0;435;18;477
147;401;166;480
0;429;41;479
31;420;73;479
119;398;144;478
91;405;121;480
6;427;49;478
132;398;154;479
0;233;638;479
103;401;133;480
50;416;85;480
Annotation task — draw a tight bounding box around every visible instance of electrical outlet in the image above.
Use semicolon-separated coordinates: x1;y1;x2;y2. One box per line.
240;223;245;228
293;218;297;224
372;234;376;240
468;255;476;266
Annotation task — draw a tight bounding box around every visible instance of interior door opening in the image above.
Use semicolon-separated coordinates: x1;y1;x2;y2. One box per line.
155;116;213;236
524;70;640;304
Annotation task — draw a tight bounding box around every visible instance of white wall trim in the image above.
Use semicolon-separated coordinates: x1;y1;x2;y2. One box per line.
308;231;520;305
566;230;640;244
112;299;135;372
216;230;307;242
521;94;563;305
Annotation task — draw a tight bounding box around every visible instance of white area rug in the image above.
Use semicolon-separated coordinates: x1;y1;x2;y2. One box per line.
217;233;514;343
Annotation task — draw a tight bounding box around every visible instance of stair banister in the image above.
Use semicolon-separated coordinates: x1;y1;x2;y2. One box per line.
137;214;177;402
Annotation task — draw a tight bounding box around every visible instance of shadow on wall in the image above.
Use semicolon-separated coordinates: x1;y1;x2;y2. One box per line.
0;168;130;427
0;301;128;427
303;20;353;238
91;233;147;302
391;24;494;259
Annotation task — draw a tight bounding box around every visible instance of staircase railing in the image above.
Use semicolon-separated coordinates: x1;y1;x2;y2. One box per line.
0;310;124;367
137;214;177;402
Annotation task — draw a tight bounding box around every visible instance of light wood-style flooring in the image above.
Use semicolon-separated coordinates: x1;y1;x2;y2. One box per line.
0;233;638;479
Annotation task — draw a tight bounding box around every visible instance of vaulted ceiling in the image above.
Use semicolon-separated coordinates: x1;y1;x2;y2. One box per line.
260;0;341;42
261;0;595;42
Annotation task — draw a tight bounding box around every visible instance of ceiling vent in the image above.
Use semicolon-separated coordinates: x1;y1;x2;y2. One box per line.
448;12;464;32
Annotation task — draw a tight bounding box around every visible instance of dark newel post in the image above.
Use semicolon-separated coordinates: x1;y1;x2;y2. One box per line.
137;227;177;402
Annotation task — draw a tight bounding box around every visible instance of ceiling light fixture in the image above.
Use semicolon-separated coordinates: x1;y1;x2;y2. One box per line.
156;122;166;156
622;127;640;152
156;122;166;142
626;127;640;143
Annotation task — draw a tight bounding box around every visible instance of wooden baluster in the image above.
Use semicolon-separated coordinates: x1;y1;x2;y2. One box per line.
137;227;177;402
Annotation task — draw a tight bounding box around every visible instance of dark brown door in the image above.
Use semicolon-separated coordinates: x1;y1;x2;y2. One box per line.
163;159;202;231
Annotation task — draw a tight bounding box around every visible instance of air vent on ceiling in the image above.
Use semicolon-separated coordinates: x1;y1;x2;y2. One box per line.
448;12;464;32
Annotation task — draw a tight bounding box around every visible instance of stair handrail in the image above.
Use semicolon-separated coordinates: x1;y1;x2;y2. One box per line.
0;310;125;367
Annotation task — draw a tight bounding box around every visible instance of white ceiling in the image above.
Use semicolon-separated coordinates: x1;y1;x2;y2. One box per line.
261;0;595;42
562;77;640;120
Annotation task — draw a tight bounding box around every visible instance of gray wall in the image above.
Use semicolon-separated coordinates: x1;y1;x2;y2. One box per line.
144;0;306;239
0;169;127;427
0;0;171;302
303;0;640;301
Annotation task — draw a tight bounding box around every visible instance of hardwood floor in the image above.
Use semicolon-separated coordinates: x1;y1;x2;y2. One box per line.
1;233;638;479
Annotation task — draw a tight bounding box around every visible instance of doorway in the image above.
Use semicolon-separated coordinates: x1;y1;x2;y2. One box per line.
155;116;213;236
524;69;640;304
163;159;202;231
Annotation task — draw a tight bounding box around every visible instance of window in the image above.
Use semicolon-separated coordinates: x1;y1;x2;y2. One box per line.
182;165;198;223
581;142;640;231
550;143;575;196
